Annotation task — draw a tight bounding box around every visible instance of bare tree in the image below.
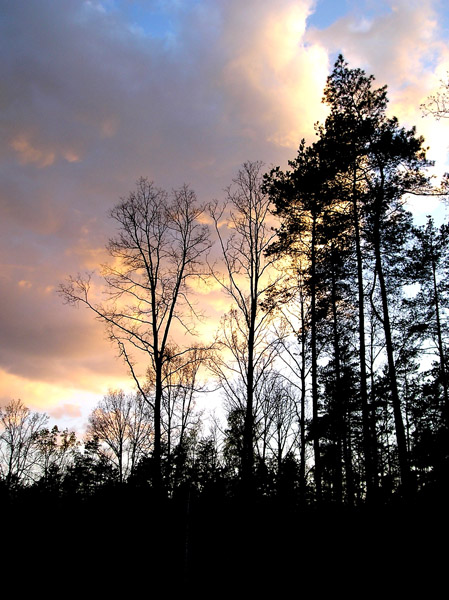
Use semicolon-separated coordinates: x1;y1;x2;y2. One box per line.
86;389;153;483
150;344;205;460
256;373;300;473
60;178;211;486
209;161;283;486
0;399;49;488
421;75;449;119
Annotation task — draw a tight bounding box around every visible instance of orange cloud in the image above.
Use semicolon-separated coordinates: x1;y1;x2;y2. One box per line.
11;134;55;167
10;132;83;167
0;367;133;424
18;279;32;289
220;0;330;148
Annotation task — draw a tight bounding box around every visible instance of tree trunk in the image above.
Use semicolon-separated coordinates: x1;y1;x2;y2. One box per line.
372;204;411;496
311;213;322;502
352;180;378;501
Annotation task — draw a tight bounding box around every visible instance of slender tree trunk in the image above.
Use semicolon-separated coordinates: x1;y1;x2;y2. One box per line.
330;250;343;503
299;292;308;506
342;405;355;505
351;178;378;501
243;294;257;493
431;253;449;425
311;213;322;502
153;357;163;492
372;205;411;495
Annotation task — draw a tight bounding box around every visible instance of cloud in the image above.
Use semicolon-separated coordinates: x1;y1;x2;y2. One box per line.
49;403;83;421
10;134;56;167
306;1;448;122
0;372;83;415
0;0;448;425
307;1;439;77
306;0;449;188
217;0;330;148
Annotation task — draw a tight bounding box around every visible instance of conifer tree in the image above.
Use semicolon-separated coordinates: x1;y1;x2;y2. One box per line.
265;55;432;500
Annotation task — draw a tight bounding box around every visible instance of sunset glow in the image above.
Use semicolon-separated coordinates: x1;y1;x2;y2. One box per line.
1;0;449;434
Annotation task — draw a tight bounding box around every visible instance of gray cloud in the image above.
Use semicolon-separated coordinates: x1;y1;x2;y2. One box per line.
0;0;447;420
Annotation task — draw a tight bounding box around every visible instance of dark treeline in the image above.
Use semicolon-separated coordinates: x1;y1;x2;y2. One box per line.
2;56;449;588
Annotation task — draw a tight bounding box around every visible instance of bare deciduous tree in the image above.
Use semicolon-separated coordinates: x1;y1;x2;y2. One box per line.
86;389;153;483
150;344;205;460
421;75;449;120
0;399;49;488
255;373;300;473
60;178;211;486
208;161;283;486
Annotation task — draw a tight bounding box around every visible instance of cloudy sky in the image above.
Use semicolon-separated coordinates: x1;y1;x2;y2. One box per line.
1;0;449;432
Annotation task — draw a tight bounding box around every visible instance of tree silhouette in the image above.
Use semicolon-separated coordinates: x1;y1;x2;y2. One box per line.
60;178;211;489
209;161;283;490
0;399;49;489
86;389;153;483
265;55;433;501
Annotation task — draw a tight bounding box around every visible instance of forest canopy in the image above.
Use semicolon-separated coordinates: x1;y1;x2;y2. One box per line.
2;56;448;512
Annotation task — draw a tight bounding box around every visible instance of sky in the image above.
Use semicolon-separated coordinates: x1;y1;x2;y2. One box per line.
1;0;449;433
